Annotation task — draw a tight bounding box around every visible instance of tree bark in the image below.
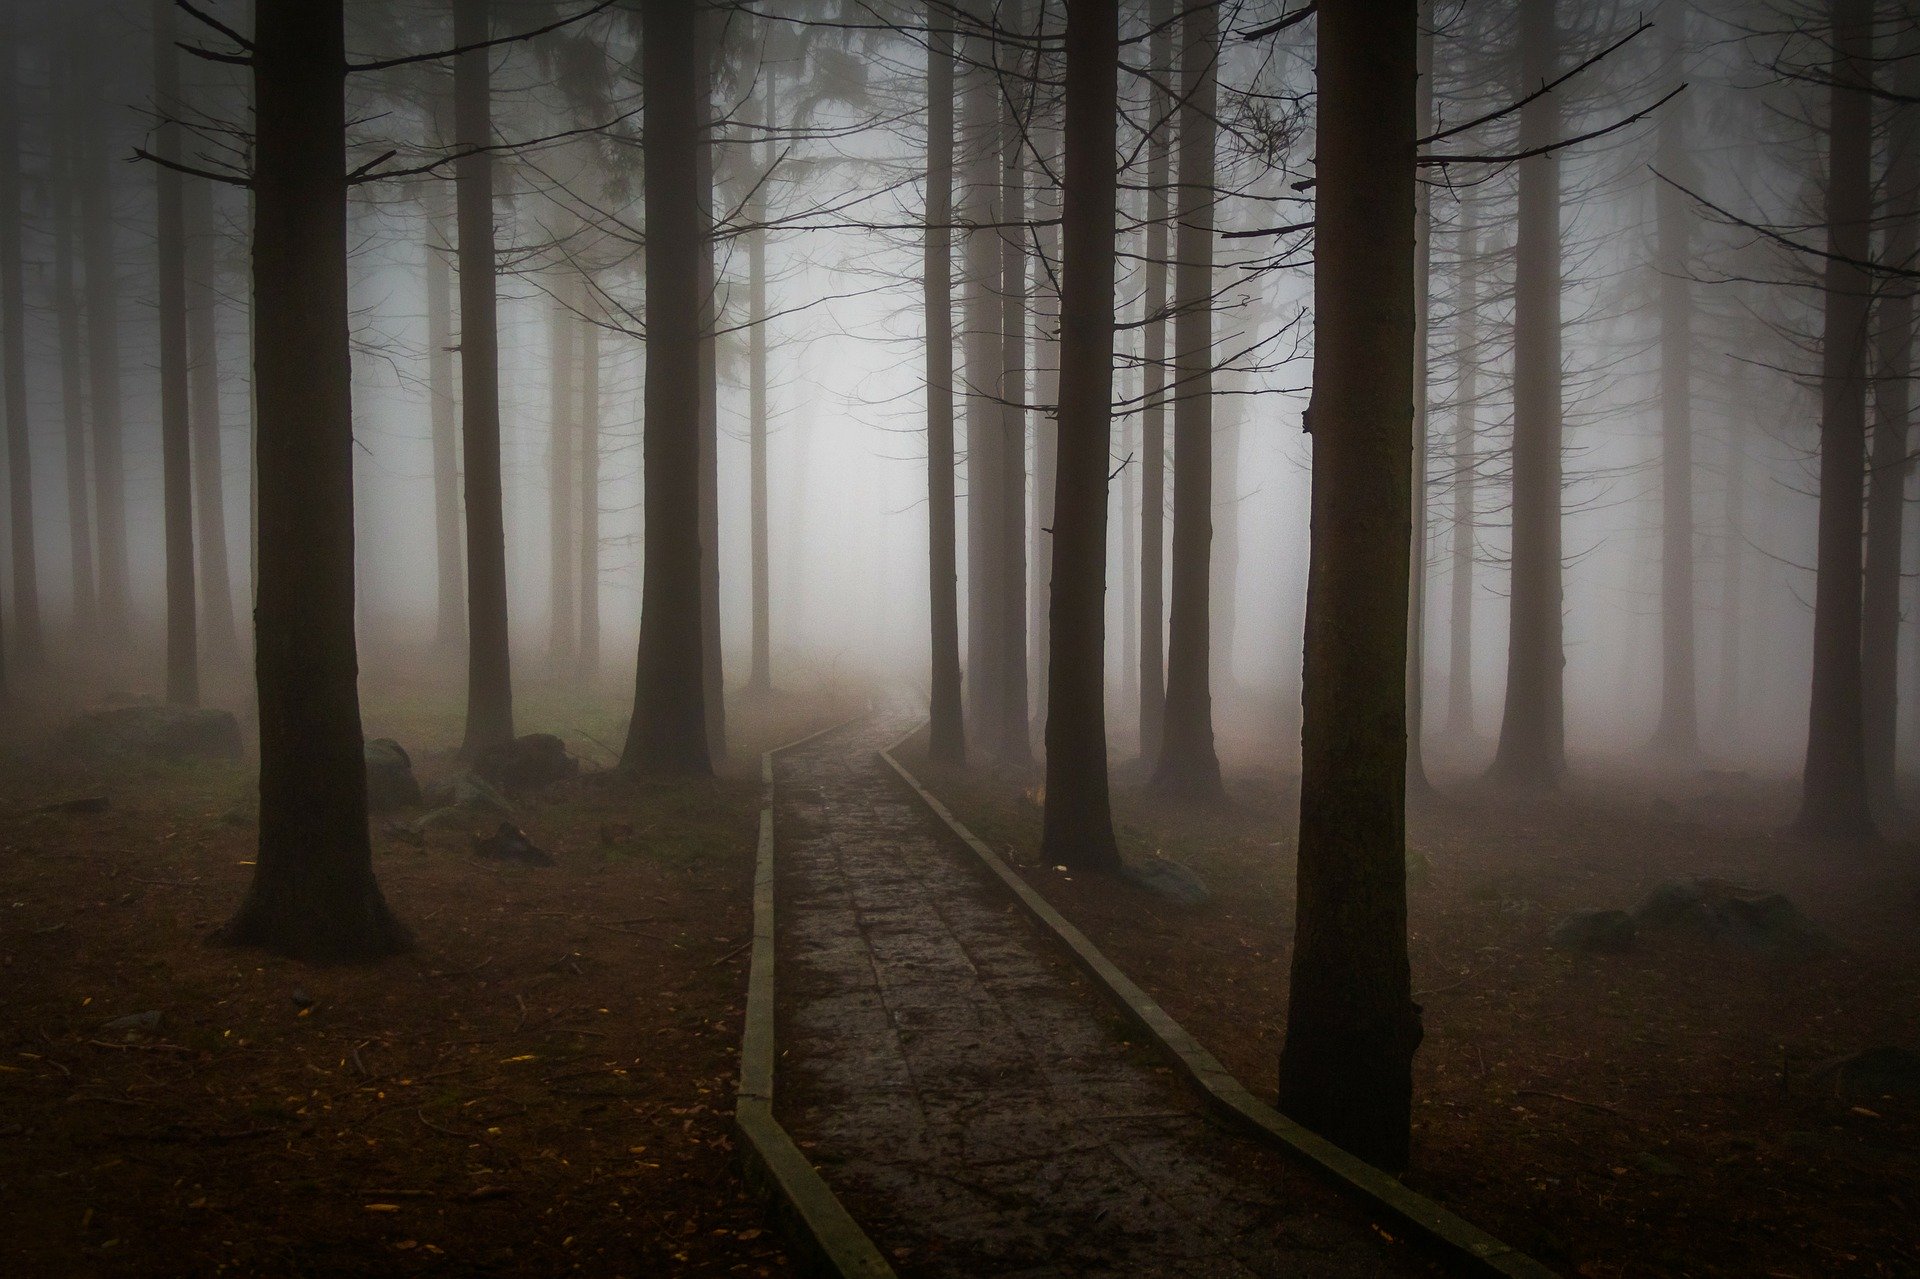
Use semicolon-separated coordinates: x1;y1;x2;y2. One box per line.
926;3;965;766
1152;0;1223;800
1277;0;1422;1174
1490;0;1566;787
455;0;514;755
218;0;407;963
153;0;198;707
1040;0;1121;873
1796;0;1876;837
622;0;711;777
1138;0;1173;764
0;0;41;669
425;183;464;654
185;175;239;665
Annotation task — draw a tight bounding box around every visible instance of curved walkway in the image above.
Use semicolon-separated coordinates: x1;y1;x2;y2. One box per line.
773;713;1434;1278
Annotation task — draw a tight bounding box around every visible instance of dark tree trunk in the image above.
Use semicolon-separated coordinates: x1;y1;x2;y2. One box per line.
1277;0;1422;1174
1797;0;1876;838
153;0;198;707
578;285;600;679
925;3;965;766
1152;0;1223;800
52;76;95;639
1490;0;1566;788
425;185;464;654
1139;0;1173;764
1445;202;1479;738
455;0;515;755
548;274;578;671
1652;4;1697;755
622;0;711;777
1862;99;1916;810
997;0;1033;768
1040;0;1120;873
963;11;1004;753
0;1;41;669
746;79;774;698
79;39;129;641
695;11;726;762
218;0;407;963
185;175;238;665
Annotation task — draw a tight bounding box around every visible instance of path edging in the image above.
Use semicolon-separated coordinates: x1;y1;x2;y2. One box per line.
735;719;896;1279
878;732;1556;1279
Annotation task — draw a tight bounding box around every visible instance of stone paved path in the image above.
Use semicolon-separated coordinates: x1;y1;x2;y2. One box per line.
774;714;1432;1278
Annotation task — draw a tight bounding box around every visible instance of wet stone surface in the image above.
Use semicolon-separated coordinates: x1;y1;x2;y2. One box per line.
774;715;1430;1278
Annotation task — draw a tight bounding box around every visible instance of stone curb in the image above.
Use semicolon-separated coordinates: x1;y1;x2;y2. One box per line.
735;718;897;1279
878;732;1557;1279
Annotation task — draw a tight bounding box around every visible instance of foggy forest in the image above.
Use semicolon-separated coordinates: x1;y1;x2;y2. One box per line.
0;0;1915;1274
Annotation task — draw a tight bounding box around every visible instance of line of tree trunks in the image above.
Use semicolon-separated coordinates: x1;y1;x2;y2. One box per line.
455;0;514;755
184;174;238;665
996;0;1033;767
425;177;464;655
925;3;965;766
622;0;711;777
1040;0;1120;873
152;0;198;708
1490;0;1566;787
1795;0;1875;838
1652;1;1698;755
219;0;407;962
1138;0;1173;764
0;0;40;672
1277;0;1422;1175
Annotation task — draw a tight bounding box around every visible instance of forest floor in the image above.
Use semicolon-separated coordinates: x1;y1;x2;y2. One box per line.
917;742;1920;1279
0;669;858;1279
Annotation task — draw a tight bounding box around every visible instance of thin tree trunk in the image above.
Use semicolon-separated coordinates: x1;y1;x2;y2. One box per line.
926;3;965;766
153;0;198;707
1862;98;1916;810
1139;0;1173;764
219;0;407;963
1152;0;1223;799
185;175;238;664
1040;0;1120;873
622;0;711;777
1795;0;1874;838
695;12;726;762
578;284;600;679
1652;3;1697;754
963;10;1003;752
455;0;514;755
1030;115;1061;748
1445;203;1479;737
425;185;464;653
1715;372;1746;739
79;38;129;642
1211;391;1238;694
746;79;773;698
1405;1;1434;791
1490;0;1566;787
548;273;578;671
997;1;1032;768
52;92;95;638
0;1;41;668
1277;0;1422;1174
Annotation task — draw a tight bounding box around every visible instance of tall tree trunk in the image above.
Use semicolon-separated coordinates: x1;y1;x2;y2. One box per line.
153;0;198;707
1862;99;1916;810
1210;391;1238;693
52;91;95;638
1278;0;1422;1174
1029;115;1062;746
0;0;41;668
997;0;1032;767
695;11;726;762
1152;0;1223;799
1139;0;1173;764
425;185;464;654
185;175;239;665
926;3;965;766
1121;395;1139;709
1490;0;1566;787
1652;4;1697;754
746;79;773;698
622;0;711;777
548;273;578;671
1796;0;1875;836
1715;371;1747;738
455;0;514;754
1040;0;1120;873
219;0;407;962
1445;203;1479;737
963;10;1003;753
79;35;129;642
578;284;600;679
1405;1;1433;791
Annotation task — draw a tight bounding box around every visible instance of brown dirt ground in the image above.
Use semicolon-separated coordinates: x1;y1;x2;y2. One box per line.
0;673;854;1279
914;748;1920;1279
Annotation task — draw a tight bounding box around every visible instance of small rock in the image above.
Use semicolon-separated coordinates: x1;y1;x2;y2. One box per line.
101;1010;164;1034
474;733;579;791
472;821;554;867
1120;854;1211;906
1636;877;1830;956
364;738;422;812
1548;908;1636;953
